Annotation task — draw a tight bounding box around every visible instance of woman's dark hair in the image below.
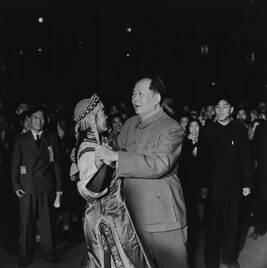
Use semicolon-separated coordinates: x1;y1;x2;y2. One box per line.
50;115;71;134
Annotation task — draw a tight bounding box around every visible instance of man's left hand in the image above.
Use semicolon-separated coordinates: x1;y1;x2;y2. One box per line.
243;187;251;196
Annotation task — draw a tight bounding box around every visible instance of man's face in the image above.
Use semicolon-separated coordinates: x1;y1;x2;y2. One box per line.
215;100;233;122
236;109;247;124
96;104;108;134
132;78;158;119
30;111;45;132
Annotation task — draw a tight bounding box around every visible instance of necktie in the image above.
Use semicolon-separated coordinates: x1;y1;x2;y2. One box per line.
36;134;41;149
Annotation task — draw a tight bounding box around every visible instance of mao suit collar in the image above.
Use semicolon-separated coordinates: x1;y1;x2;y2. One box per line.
138;108;164;129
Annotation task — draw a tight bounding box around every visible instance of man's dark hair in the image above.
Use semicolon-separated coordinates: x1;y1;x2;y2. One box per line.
145;76;166;105
19;109;31;123
27;106;46;118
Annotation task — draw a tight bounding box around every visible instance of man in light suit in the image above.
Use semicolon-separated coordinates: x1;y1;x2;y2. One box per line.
95;77;188;268
11;106;63;267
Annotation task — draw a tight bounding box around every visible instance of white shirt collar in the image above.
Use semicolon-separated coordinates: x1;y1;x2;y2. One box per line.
31;130;43;140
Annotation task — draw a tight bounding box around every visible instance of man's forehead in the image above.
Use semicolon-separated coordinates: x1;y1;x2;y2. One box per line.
134;78;151;90
217;100;231;106
32;111;44;116
19;103;28;108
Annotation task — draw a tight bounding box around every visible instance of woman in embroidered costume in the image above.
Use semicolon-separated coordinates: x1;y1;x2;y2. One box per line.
70;94;156;268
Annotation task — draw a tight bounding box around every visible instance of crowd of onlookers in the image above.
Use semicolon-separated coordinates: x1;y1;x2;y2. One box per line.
0;96;266;267
0;98;133;258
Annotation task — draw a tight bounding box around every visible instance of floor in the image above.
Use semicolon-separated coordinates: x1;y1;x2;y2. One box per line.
0;226;266;268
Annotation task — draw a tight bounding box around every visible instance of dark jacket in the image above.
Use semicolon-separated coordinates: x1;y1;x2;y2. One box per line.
11;131;63;195
198;121;253;198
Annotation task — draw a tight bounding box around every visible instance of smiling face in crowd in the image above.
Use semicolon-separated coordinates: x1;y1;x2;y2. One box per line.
30;110;45;133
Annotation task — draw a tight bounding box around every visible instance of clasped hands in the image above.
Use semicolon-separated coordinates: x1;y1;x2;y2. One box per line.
95;145;118;163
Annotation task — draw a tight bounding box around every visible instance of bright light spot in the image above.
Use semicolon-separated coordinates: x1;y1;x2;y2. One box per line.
38;48;42;52
19;50;24;56
126;27;132;32
78;41;82;45
38;17;44;23
211;81;216;86
126;53;130;57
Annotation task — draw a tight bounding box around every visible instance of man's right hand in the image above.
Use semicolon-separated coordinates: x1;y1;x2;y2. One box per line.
16;189;25;198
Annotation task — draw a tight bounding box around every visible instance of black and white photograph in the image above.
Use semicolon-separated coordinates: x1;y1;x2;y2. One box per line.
0;0;267;267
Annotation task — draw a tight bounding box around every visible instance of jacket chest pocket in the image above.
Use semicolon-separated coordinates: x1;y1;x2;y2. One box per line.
125;141;155;154
137;142;155;154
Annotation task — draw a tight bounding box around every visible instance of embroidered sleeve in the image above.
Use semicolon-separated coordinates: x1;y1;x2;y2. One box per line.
77;142;108;201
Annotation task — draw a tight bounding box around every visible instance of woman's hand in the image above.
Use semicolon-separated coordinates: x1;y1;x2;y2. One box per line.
95;145;118;163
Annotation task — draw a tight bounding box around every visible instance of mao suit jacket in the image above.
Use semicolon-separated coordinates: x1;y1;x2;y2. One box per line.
11;130;63;195
197;121;253;199
116;108;187;232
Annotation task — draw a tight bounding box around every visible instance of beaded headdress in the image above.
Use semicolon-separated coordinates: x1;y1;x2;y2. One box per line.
73;94;103;144
74;94;101;122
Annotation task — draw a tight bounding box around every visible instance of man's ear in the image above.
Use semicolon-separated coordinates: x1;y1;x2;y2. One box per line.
230;107;234;114
155;93;161;105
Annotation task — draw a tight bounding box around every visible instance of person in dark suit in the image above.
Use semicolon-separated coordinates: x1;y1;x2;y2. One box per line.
198;99;253;268
11;106;63;267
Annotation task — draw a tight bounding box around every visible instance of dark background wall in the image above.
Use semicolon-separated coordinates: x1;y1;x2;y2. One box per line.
1;0;267;110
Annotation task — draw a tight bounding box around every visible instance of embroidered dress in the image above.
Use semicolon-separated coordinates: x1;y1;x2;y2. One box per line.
76;138;156;268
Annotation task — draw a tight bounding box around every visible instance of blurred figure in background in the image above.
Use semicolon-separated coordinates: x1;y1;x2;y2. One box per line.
162;97;176;119
0;111;19;255
204;104;216;125
250;109;258;123
108;104;119;116
18;110;31;134
53;116;78;242
179;113;190;135
107;113;124;148
249;119;267;239
11;102;29;134
178;118;202;268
